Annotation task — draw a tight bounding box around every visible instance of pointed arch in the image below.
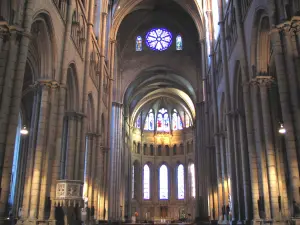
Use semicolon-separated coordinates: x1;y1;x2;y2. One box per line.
177;164;185;199
159;164;169;200
66;63;80;111
143;164;150;200
87;93;95;132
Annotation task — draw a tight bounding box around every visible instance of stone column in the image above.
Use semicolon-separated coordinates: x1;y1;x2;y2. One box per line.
49;0;73;219
105;38;116;220
250;80;271;219
65;112;77;180
237;111;251;223
232;0;260;221
281;29;300;170
219;10;238;222
195;102;209;219
220;132;229;219
108;102;123;220
268;1;300;214
258;78;280;219
0;5;34;219
29;81;51;219
85;133;94;211
38;81;60;220
229;111;243;223
21;84;41;219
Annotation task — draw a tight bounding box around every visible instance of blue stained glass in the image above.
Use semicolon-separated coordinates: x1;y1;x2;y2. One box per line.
136;36;142;51
146;28;172;51
176;35;183;50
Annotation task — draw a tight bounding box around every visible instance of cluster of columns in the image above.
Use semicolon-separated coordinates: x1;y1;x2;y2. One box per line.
207;1;300;224
108;102;126;220
0;0;112;224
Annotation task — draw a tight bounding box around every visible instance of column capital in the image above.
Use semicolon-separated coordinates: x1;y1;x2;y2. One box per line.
0;23;25;43
110;39;117;44
275;16;300;34
227;110;239;117
86;132;100;138
112;102;123;107
30;80;61;90
251;77;275;87
65;111;86;120
101;146;110;152
215;131;226;138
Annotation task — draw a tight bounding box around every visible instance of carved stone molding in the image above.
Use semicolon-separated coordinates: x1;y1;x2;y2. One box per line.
251;77;275;88
101;146;110;153
65;111;85;119
30;80;60;90
54;180;84;207
276;16;300;34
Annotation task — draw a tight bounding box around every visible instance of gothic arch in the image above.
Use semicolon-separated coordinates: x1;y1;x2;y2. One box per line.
250;8;270;74
65;63;80;111
87;93;95;132
110;0;205;41
30;12;57;80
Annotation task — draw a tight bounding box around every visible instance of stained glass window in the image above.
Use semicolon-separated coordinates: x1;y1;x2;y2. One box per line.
149;111;154;130
144;109;154;131
132;165;135;199
176;35;183;50
178;164;185;199
157;108;170;131
144;115;149;130
144;164;150;200
172;110;183;130
146;28;172;51
135;115;141;128
159;165;168;199
189;163;196;198
185;114;191;128
136;36;142;51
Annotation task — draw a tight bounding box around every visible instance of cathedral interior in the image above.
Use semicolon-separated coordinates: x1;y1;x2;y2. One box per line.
1;0;300;225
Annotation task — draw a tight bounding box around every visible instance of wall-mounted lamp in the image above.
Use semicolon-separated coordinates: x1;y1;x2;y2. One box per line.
20;126;29;135
279;124;286;134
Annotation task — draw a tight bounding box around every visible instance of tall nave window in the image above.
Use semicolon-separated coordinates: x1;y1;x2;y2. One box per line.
172;109;183;130
157;108;170;131
189;163;196;198
143;164;150;199
177;164;185;199
159;165;169;199
144;109;155;131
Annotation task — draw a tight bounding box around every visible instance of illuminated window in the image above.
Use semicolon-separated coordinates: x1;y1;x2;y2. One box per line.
146;28;172;51
157;108;170;131
144;164;150;199
178;164;185;199
144;109;154;131
176;35;183;50
136;36;143;51
172;109;183;130
135;114;141;128
185;114;191;128
189;163;196;198
159;165;169;199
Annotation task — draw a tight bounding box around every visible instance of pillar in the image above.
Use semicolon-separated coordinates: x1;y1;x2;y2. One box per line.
250;80;271;219
258;78;280;219
29;81;51;219
108;102;123;220
268;0;300;214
